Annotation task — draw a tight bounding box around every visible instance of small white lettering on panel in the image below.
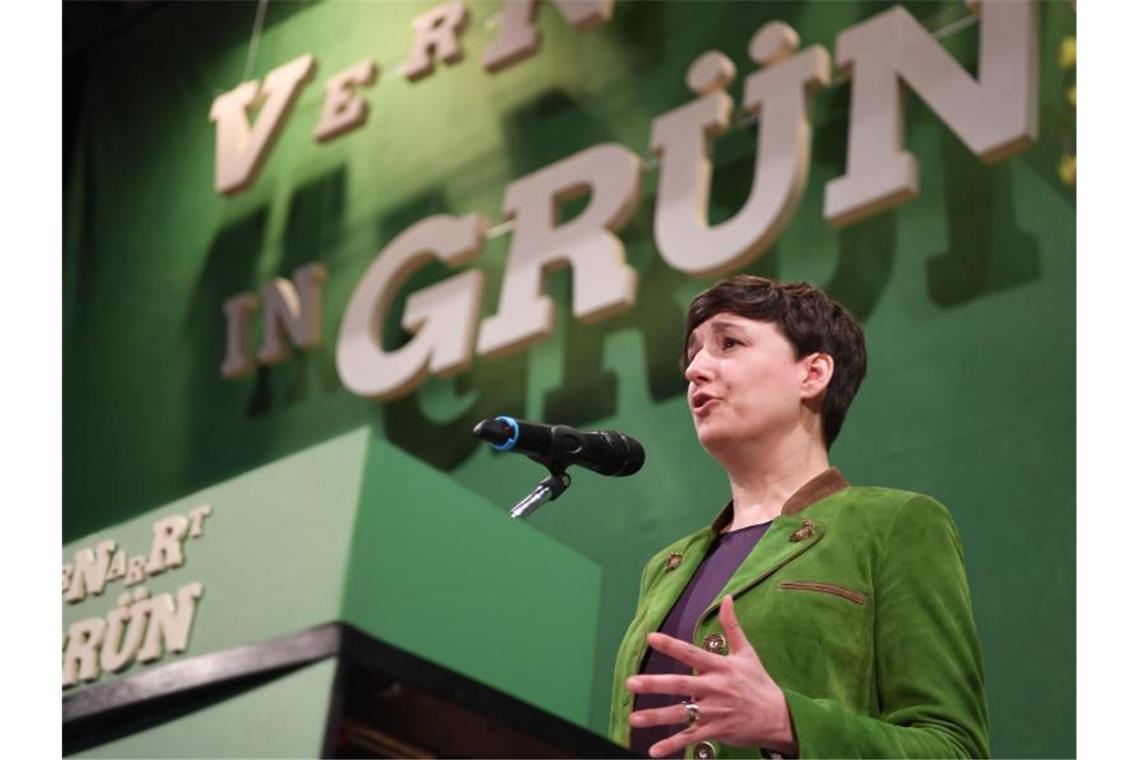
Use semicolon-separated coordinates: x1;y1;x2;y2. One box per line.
65;540;117;603
145;515;190;575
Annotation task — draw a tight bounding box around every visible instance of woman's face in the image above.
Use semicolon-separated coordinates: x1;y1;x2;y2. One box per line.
684;313;809;453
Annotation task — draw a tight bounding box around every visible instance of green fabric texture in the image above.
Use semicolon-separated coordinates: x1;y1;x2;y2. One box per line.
609;488;989;759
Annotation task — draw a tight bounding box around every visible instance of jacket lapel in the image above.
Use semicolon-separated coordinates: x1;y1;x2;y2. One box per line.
642;469;849;636
696;516;828;627
695;467;849;627
638;531;716;636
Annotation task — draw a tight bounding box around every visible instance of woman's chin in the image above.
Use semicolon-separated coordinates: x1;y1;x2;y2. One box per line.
694;423;732;452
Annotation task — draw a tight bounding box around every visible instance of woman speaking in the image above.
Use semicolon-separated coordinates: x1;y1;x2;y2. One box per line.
609;276;989;759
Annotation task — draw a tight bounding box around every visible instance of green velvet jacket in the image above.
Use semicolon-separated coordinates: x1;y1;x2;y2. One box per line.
609;469;989;759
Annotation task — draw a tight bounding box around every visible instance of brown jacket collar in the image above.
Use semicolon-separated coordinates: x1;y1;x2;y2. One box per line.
710;466;849;533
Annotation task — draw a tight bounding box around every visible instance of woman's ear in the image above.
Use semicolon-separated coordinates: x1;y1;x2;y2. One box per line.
801;352;834;401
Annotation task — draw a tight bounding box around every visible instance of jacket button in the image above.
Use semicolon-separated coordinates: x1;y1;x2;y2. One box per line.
701;633;726;654
694;741;717;759
665;552;683;571
790;518;815;542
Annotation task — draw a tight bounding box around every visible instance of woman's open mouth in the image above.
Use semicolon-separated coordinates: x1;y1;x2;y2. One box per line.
691;392;720;416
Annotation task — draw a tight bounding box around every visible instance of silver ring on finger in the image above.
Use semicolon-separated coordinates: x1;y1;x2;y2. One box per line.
682;700;700;728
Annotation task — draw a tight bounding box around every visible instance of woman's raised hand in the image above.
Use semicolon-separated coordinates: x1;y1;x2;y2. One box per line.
625;596;798;758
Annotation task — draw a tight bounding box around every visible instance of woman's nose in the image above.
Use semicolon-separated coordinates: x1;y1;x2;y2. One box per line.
684;350;714;384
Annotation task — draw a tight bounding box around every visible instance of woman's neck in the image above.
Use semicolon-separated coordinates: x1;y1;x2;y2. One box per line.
719;434;831;531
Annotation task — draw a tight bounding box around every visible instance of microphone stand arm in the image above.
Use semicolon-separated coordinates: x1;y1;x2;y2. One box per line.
509;470;571;520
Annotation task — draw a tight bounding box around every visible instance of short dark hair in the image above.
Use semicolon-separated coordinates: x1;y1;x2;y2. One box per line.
682;275;868;449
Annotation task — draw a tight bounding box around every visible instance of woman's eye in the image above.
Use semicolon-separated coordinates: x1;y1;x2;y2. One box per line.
722;337;739;349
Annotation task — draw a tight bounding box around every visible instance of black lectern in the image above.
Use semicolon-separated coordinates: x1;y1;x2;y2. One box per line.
63;622;635;758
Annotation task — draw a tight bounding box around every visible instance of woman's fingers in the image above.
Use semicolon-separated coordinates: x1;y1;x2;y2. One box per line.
645;631;725;671
628;702;698;729
626;672;709;697
718;595;755;656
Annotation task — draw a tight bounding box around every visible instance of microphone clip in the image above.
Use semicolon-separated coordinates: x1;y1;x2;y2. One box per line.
484;416;572;519
509;470;571;520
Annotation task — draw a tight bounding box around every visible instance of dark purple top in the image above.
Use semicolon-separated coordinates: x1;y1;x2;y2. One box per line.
631;521;774;758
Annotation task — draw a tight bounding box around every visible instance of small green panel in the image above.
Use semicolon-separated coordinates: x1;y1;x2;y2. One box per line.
74;659;338;758
63;429;370;691
341;433;601;726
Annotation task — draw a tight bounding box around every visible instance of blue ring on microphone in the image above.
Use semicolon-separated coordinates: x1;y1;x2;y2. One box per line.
492;415;520;451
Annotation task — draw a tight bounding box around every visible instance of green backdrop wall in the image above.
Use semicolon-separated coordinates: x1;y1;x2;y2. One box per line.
63;1;1076;755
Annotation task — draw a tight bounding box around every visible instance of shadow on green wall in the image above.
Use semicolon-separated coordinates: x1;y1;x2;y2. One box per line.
281;164;348;277
810;88;898;322
178;203;269;501
185;206;267;401
926;132;1042;307
380;353;532;471
247;167;348;417
178;165;349;494
604;0;667;74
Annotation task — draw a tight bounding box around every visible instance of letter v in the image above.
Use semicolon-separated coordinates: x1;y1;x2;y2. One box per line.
209;54;317;195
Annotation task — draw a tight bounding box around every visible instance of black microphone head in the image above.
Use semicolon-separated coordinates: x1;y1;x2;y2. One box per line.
474;417;642;477
596;430;645;476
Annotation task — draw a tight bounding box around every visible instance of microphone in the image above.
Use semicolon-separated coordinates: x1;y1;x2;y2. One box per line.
472;416;645;477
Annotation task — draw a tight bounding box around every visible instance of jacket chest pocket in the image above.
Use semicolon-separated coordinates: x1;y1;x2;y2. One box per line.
778;580;866;605
743;579;873;691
